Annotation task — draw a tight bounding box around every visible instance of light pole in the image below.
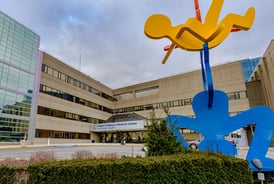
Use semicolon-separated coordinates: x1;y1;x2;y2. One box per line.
251;159;264;184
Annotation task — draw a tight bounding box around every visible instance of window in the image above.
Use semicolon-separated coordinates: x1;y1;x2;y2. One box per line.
115;92;133;100
47;67;53;76
228;93;235;100
184;99;191;105
60;73;66;81
41;64;46;72
239;91;247;99
53;70;58;78
135;86;159;98
173;100;179;107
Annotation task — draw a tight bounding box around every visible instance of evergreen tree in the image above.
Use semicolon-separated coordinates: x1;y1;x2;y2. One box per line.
145;108;185;156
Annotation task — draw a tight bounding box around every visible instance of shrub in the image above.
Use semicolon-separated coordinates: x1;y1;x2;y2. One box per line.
0;159;29;184
96;152;118;159
72;150;94;160
145;108;186;156
27;152;253;184
29;151;56;164
0;151;253;183
0;157;29;167
72;150;118;160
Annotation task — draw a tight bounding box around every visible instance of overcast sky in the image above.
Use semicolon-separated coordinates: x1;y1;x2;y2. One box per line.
1;0;273;89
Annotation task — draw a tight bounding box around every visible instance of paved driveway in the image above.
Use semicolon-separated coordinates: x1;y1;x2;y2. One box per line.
0;144;273;160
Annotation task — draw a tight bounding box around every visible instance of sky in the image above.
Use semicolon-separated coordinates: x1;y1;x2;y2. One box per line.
0;0;273;89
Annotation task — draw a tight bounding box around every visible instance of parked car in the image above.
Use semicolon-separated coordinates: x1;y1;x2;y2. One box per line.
187;139;201;150
187;138;237;150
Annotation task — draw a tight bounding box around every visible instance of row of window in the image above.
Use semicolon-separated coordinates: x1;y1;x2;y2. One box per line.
114;91;247;114
0;47;37;72
0;89;32;116
0;14;39;42
135;86;159;98
0;117;28;142
0;40;37;58
0;17;37;33
35;129;90;140
0;117;29;127
40;85;246;119
42;64;117;102
0;63;35;94
38;106;105;124
0;125;28;133
0;15;39;73
1;103;31;117
40;84;113;114
114;86;159;100
0;35;37;53
0;12;37;143
0;26;37;40
227;91;247;100
0;132;26;142
113;98;192;114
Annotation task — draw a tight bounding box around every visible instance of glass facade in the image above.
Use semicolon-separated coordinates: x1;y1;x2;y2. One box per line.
241;57;261;82
0;11;40;142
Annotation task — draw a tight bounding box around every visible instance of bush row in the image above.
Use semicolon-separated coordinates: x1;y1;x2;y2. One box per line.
0;152;253;184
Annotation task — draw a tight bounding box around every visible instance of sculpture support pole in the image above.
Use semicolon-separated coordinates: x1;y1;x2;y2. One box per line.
201;43;214;108
200;50;206;91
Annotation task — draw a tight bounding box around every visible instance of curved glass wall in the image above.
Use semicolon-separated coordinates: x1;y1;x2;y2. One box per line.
0;11;40;142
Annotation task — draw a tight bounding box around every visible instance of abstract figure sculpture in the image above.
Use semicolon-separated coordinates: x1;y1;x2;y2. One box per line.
144;0;274;171
145;0;255;63
167;90;274;171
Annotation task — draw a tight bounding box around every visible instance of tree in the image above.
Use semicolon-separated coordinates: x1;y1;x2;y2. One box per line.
145;107;186;156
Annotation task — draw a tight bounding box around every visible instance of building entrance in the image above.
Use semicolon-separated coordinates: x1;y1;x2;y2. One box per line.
99;131;145;144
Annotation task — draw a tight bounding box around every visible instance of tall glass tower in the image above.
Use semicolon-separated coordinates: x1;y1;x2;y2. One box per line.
0;11;41;143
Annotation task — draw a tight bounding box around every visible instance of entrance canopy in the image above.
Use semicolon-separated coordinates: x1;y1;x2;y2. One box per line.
90;113;146;132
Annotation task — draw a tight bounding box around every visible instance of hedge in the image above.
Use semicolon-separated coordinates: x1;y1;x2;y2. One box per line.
1;152;253;184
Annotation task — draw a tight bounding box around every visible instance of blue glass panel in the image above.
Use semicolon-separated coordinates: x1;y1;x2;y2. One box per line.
241;57;261;82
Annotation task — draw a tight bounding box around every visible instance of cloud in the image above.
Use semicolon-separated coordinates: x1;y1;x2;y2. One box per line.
1;0;273;89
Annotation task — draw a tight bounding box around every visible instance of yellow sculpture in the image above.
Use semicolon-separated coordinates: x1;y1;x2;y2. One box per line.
144;0;255;64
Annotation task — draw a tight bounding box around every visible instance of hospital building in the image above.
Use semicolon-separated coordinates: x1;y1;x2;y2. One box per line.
0;11;273;146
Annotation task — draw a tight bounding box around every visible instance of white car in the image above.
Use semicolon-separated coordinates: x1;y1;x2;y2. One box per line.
187;138;237;150
187;139;201;150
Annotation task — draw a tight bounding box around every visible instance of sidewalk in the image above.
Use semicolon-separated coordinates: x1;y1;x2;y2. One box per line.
237;146;274;151
0;143;144;150
1;143;274;152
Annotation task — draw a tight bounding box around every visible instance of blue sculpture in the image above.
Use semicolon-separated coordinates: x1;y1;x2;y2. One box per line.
145;0;274;171
167;90;274;171
167;44;274;172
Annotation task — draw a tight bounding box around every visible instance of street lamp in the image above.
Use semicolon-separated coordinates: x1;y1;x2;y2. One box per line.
251;159;265;184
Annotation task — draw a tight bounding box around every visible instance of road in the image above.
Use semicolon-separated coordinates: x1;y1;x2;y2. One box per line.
0;144;145;160
0;143;273;161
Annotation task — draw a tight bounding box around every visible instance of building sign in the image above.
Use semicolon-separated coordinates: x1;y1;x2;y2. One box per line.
90;120;145;132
